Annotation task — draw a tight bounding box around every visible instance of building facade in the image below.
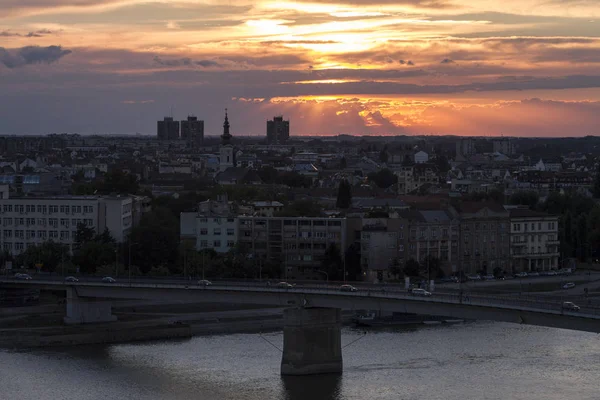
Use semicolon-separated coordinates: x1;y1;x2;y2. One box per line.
509;209;560;272
455;203;510;275
180;116;204;146
360;217;408;282
266;116;290;144
0;186;139;255
157;117;180;140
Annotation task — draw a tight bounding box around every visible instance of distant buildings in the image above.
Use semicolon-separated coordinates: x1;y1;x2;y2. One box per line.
157;117;180;140
180;116;204;146
267;116;290;144
493;138;515;156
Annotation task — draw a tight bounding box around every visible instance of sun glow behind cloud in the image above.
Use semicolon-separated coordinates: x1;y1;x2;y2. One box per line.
0;0;600;135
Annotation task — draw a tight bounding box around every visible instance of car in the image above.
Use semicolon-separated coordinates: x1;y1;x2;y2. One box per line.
547;271;558;276
197;279;212;286
410;288;432;297
340;284;358;292
483;274;495;281
562;282;576;290
515;272;528;278
528;272;540;277
467;275;481;281
14;273;32;280
101;277;116;283
562;301;580;311
64;276;79;283
276;282;294;288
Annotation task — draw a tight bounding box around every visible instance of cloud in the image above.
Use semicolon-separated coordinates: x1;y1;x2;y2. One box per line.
399;59;415;65
153;56;221;68
440;58;455;64
0;29;55;37
0;45;71;69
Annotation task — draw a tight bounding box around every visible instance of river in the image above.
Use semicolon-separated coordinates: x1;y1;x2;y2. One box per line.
1;321;599;400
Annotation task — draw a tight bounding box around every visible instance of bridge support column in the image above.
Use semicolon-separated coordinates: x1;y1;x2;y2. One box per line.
281;307;342;376
63;287;117;325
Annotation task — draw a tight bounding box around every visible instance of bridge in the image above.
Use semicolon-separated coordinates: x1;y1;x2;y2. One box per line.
2;278;600;375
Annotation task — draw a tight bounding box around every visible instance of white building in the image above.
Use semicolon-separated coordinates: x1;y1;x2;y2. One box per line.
509;209;560;272
0;185;137;255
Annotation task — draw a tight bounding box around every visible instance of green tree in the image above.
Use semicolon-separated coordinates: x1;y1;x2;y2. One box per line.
17;241;70;272
593;163;600;198
321;243;343;281
130;207;179;273
336;179;352;209
275;200;323;217
367;168;398;189
101;169;139;194
74;222;95;250
509;191;539;209
403;259;420;277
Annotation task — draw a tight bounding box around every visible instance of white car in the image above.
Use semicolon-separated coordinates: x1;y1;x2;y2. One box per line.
340;284;358;292
197;279;212;286
411;288;432;297
562;282;575;290
64;276;79;283
562;301;580;311
276;282;294;288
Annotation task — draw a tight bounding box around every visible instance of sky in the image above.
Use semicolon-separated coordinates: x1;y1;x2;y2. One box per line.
1;0;600;137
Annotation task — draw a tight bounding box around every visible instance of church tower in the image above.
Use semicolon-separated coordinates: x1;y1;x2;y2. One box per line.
219;109;234;172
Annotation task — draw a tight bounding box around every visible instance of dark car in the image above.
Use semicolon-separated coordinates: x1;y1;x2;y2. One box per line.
340;284;358;292
101;277;116;283
65;276;79;283
15;273;32;280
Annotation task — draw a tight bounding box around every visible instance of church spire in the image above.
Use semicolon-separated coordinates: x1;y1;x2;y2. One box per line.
221;108;232;145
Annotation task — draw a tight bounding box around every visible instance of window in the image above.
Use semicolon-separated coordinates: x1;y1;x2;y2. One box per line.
200;240;208;248
399;245;405;252
49;218;58;228
531;223;535;231
60;218;69;228
213;218;220;223
38;231;47;239
38;219;46;226
60;231;70;240
85;219;93;226
15;230;24;239
328;220;341;226
3;218;12;226
15;243;24;251
73;206;82;213
26;230;35;239
83;206;93;213
26;218;35;226
213;228;221;235
72;219;77;226
49;205;59;214
36;205;44;213
15;218;24;226
50;231;58;238
227;240;235;248
538;223;542;230
284;220;296;226
26;205;35;213
3;230;12;238
213;240;221;248
60;205;70;213
227;218;235;223
227;228;234;236
16;205;24;213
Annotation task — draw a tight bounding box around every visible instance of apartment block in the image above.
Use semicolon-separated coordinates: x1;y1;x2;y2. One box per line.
360;217;408;282
455;203;510;275
0;186;139;255
238;216;346;279
509;209;560;272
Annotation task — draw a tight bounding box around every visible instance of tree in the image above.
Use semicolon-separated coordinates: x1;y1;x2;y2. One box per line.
593;163;600;198
367;168;397;189
403;259;420;277
509;191;539;209
321;243;343;281
344;243;361;281
101;169;139;194
130;207;179;273
339;157;347;169
257;166;279;184
379;148;388;163
336;179;352;209
74;223;95;250
17;241;70;272
275;200;323;217
421;255;444;280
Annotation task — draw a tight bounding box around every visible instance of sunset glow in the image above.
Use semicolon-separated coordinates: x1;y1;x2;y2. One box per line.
1;0;600;136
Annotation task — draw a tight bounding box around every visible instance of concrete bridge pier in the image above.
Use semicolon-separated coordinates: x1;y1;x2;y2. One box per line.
281;307;343;376
63;287;117;325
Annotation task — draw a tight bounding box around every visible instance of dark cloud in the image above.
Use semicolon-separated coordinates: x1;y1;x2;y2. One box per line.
0;29;55;37
440;58;455;64
399;59;415;65
0;45;71;69
153;56;220;68
294;0;451;7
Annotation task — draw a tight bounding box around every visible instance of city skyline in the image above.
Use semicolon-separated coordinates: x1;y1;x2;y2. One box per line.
1;1;600;136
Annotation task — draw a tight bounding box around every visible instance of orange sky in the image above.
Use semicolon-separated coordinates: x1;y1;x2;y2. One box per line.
1;0;600;136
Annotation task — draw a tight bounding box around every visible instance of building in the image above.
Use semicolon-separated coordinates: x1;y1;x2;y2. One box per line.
405;210;460;275
456;138;476;161
454;203;510;275
251;201;284;217
180;116;204;146
267;116;290;144
0;186;138;255
492;138;515;156
396;164;439;195
219;110;235;172
157;117;180;140
360;217;408;282
509;209;560;272
238;216;347;279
